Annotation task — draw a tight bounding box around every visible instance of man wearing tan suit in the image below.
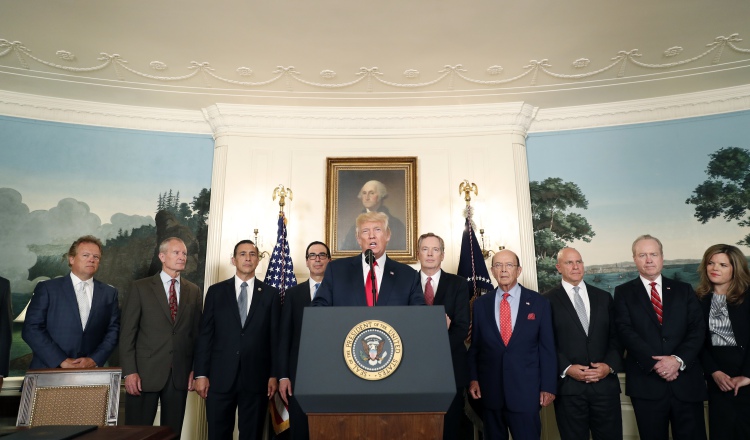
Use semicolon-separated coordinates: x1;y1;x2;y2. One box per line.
120;237;203;438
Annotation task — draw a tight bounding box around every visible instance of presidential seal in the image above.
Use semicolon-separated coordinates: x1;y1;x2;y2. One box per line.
343;320;403;380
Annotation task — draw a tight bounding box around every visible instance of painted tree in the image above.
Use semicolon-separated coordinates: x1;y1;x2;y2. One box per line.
686;146;750;246
530;177;595;292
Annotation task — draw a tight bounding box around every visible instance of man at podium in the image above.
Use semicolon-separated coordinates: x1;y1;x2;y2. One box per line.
312;211;424;307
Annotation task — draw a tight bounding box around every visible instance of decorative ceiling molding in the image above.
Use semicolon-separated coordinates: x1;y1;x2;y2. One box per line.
0;90;212;134
201;103;538;138
530;84;750;133
1;34;749;94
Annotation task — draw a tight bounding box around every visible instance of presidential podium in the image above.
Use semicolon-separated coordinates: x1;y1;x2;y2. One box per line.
294;306;455;440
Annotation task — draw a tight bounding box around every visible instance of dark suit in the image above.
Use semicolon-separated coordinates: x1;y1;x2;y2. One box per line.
429;270;470;440
194;277;280;440
120;273;202;438
545;282;623;440
23;274;119;369
279;280;313;440
0;276;13;378
467;285;556;440
614;276;707;440
699;290;750;439
311;254;424;307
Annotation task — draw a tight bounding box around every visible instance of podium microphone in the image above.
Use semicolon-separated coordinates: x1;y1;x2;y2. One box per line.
364;249;376;306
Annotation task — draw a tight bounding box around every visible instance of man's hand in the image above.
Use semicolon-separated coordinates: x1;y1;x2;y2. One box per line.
712;370;734;392
124;373;142;396
652;355;680;381
584;362;611;382
469;380;481;399
731;376;750;396
565;364;590;382
74;357;96;368
188;371;195;391
194;377;209;399
279;379;293;405
540;391;555;407
267;377;278;399
445;314;452;329
60;358;78;368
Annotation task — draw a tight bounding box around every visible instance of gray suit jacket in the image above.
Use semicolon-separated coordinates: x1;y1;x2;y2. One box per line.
120;273;202;392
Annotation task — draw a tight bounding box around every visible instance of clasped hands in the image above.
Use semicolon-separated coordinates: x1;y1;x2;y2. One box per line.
566;362;611;383
60;357;96;368
711;370;750;396
652;355;680;382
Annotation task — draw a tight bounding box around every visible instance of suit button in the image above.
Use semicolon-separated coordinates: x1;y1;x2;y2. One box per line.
241;333;244;337
172;332;176;336
236;351;240;355
662;337;667;342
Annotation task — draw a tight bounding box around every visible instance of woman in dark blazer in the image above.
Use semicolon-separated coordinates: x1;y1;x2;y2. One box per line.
697;244;750;439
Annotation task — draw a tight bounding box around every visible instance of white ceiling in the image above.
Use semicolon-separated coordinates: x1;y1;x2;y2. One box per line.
2;0;750;110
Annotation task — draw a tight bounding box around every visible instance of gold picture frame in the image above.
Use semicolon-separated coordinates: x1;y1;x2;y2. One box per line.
326;157;418;263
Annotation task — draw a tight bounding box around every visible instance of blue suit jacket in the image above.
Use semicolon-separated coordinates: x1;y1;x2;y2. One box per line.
23;274;120;368
311;254;425;307
467;285;557;412
194;277;280;393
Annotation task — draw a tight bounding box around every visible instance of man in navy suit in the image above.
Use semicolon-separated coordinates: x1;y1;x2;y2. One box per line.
279;241;331;440
23;235;120;369
194;240;281;440
468;249;556;440
544;247;623;440
614;235;706;440
417;233;470;440
312;211;424;307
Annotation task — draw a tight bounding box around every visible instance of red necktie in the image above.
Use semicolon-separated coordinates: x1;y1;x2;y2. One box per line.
424;277;435;305
169;278;178;323
365;261;379;307
650;282;662;324
500;292;512;345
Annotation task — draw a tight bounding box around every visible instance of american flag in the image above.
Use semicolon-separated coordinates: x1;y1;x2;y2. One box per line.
457;206;493;297
264;212;296;434
263;212;297;305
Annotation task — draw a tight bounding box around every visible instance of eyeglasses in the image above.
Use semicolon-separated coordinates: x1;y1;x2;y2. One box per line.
492;263;518;270
307;253;329;260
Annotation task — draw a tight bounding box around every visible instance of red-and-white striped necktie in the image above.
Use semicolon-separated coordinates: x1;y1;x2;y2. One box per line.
650;282;662;324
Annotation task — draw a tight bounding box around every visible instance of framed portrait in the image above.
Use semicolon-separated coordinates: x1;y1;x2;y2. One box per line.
326;157;418;263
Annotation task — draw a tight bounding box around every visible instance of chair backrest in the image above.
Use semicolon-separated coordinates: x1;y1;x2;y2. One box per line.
16;368;121;427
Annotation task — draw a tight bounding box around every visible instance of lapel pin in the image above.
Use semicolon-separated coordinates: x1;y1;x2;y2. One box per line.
390;271;394;275
526;302;530;305
527;312;536;320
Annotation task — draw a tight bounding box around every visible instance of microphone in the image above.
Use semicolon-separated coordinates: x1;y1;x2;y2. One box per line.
364;249;376;305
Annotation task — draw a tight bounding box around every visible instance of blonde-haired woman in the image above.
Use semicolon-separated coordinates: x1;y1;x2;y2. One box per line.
697;244;750;439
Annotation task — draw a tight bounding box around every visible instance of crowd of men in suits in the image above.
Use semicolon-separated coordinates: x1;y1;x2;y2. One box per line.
3;212;733;440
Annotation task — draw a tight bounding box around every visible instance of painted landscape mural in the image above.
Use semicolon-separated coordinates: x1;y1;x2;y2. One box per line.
0;116;214;376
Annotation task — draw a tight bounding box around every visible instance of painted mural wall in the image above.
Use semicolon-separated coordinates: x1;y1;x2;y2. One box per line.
0;116;214;376
526;110;750;293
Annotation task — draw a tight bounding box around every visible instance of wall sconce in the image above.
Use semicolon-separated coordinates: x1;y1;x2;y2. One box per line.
253;228;271;260
479;229;505;260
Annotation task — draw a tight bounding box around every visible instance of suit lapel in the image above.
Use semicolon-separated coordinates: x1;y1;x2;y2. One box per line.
633;278;661;328
64;275;84;331
351;256;368;306
245;280;264;328
86;279;105;329
152;274;173;324
661;278;674;325
510;288;532;347
556;286;588;336
484;290;504;345
378;258;396;305
433;270;447;305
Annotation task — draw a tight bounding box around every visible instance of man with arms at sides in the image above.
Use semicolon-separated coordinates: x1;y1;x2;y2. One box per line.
417;233;470;440
341;180;407;251
0;276;12;390
23;235;119;370
279;241;331;440
467;249;556;440
614;235;706;440
194;240;281;440
312;211;424;307
120;237;202;439
544;247;623;440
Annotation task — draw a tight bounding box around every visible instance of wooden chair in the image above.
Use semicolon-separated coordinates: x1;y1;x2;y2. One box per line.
16;368;121;427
